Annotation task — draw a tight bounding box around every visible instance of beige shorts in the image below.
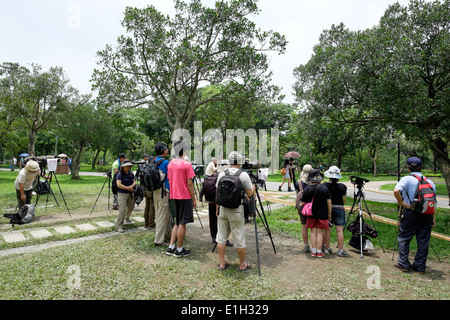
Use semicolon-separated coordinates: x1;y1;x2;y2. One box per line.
216;206;246;248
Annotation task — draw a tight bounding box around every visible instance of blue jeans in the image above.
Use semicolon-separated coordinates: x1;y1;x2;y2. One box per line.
397;209;433;272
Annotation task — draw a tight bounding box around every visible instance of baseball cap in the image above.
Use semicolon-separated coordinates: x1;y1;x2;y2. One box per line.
407;157;422;166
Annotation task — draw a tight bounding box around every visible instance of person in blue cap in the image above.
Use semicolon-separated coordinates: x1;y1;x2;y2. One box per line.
393;157;436;273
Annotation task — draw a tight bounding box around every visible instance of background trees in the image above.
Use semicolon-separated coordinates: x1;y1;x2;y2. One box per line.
293;0;449;197
91;0;287;130
0;0;447;194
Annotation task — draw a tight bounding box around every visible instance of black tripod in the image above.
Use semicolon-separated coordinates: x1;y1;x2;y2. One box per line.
35;171;71;217
344;176;384;258
90;170;112;215
252;182;276;255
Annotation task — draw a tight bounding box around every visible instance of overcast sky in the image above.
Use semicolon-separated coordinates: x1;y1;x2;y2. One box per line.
0;0;419;104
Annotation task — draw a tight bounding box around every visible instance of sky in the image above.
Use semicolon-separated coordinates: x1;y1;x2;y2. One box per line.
0;0;419;104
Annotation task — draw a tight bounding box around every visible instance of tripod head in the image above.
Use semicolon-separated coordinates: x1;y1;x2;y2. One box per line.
350;176;370;190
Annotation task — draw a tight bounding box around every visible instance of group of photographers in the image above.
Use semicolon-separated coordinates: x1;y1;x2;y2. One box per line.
13;150;436;273
297;156;437;273
111;145;254;270
108;149;438;273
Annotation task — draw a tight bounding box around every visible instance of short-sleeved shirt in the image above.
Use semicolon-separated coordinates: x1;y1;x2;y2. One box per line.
324;182;347;207
155;156;170;190
216;168;253;214
112;159;121;172
116;170;135;194
205;161;217;176
301;183;331;220
14;168;41;191
167;158;196;199
395;172;436;205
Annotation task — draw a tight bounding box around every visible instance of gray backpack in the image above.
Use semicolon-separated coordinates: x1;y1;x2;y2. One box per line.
3;204;35;226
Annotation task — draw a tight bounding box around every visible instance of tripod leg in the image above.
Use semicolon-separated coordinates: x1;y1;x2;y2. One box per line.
252;196;262;277
90;175;109;215
194;208;203;228
359;203;364;259
255;187;276;254
362;196;384;253
52;173;71;217
344;194;358;231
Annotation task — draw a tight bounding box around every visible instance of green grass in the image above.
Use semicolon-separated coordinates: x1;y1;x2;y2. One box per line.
379;183;448;196
1;169;449;300
261;198;450;259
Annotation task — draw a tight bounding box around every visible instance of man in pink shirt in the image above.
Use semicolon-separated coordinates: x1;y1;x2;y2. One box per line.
166;140;197;257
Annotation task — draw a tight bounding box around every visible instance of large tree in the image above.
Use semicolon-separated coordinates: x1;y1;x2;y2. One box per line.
0;63;76;156
92;0;286;130
294;0;450;199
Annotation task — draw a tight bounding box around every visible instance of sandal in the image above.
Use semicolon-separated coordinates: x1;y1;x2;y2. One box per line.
218;262;228;271
239;262;251;271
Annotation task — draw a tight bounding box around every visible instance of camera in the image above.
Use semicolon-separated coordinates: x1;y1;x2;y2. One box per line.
350;176;370;189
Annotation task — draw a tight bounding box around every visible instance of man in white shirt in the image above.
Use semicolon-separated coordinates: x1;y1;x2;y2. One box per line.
215;151;254;271
205;157;218;177
14;160;41;208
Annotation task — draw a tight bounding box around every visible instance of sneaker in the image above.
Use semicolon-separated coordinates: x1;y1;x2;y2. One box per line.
324;248;332;255
316;251;324;258
166;247;176;256
337;249;349;257
174;248;191;258
304;244;311;253
310;252;317;257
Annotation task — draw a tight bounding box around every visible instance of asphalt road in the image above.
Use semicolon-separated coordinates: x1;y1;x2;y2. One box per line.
265;181;449;209
3;168;448;208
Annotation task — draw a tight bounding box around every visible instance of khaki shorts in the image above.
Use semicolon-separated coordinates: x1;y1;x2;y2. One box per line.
216;206;246;248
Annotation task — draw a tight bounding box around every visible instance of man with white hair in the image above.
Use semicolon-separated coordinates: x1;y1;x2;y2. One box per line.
14;160;41;208
215;151;254;271
205;157;219;177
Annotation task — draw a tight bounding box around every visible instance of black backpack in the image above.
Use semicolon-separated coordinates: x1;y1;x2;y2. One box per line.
201;174;218;203
141;157;166;192
36;179;51;195
216;169;244;209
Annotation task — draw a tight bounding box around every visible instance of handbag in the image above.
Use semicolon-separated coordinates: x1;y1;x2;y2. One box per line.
301;187;317;217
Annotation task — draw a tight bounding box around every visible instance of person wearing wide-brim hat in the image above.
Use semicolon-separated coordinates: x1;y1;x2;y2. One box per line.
115;159;136;233
14;160;41;209
324;166;348;257
300;169;332;258
300;164;313;184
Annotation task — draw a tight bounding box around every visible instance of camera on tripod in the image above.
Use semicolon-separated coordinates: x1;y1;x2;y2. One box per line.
350;176;370;189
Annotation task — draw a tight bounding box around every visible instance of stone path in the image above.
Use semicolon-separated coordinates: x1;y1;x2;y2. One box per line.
0;193;288;245
0;217;142;244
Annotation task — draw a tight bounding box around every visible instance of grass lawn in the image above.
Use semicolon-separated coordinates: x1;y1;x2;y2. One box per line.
0;169;449;300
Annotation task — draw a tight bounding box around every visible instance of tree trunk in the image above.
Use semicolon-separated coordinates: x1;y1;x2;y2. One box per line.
71;143;85;180
430;138;450;205
92;148;101;170
367;147;378;177
28;129;37;156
